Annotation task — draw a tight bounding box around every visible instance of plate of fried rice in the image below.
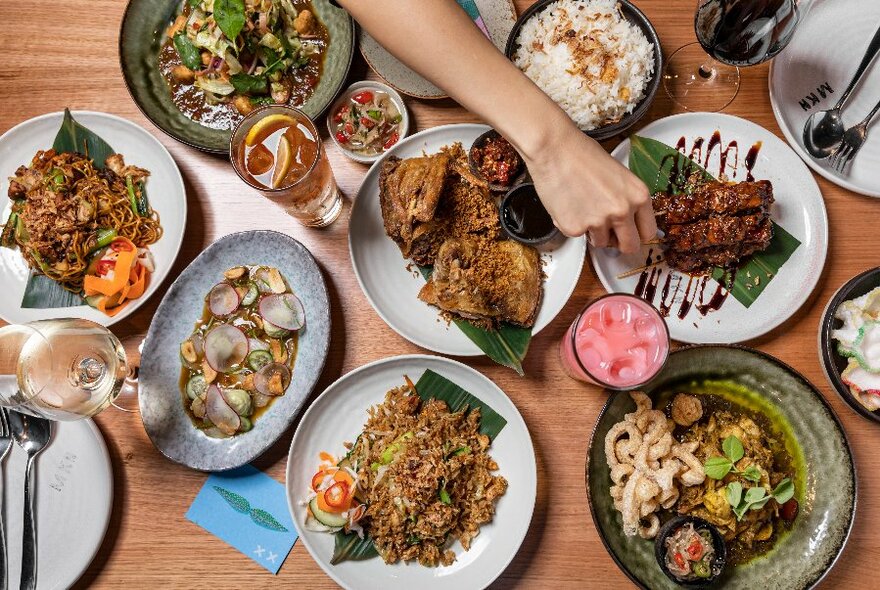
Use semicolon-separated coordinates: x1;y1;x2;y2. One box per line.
286;354;536;590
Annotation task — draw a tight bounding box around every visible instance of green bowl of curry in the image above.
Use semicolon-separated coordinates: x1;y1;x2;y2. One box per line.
586;345;855;590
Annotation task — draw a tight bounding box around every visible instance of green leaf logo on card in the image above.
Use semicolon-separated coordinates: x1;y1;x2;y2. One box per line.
214;486;289;532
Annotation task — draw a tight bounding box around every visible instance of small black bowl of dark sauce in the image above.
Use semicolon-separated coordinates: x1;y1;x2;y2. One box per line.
500;183;558;245
655;515;727;587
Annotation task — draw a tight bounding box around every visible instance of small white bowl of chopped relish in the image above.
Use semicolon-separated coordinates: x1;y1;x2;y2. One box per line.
326;81;410;164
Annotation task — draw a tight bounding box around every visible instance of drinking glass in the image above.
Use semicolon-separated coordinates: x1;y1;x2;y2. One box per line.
0;319;134;421
664;0;805;112
559;294;670;390
230;105;342;228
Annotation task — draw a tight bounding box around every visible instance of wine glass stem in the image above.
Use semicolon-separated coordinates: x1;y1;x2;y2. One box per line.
698;64;715;80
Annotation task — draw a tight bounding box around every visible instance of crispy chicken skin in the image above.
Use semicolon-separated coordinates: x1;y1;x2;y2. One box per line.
418;236;542;328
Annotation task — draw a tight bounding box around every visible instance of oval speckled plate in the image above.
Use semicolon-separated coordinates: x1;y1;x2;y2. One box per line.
586;345;855;590
139;230;331;471
120;0;354;153
359;0;517;99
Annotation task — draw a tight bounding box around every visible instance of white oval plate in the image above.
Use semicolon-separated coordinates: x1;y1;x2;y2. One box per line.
286;354;536;590
769;0;880;197
349;123;586;356
0;111;187;326
4;418;113;590
590;112;828;344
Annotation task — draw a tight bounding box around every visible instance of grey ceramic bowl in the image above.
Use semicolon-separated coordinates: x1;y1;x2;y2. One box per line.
818;266;880;424
119;0;354;153
586;345;856;590
139;231;331;471
504;0;662;142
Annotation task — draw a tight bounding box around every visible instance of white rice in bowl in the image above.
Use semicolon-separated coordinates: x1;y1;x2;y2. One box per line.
513;0;655;131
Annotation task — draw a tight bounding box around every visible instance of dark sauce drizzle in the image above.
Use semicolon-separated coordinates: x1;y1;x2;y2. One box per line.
633;132;762;320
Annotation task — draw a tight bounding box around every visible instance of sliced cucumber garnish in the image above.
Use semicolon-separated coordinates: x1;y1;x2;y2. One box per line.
186;374;208;400
309;497;347;528
247;349;274;371
263;320;289;339
241;282;259;307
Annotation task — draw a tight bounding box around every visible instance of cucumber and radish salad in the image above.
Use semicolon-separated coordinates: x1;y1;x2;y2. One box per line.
832;287;880;412
179;265;305;437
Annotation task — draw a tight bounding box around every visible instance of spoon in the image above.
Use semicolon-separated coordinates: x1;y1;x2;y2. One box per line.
7;412;52;590
803;23;880;158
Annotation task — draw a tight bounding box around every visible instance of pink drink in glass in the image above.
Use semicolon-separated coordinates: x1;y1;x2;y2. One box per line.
560;294;670;389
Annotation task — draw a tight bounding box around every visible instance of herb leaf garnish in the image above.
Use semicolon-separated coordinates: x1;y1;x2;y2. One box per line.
214;0;246;41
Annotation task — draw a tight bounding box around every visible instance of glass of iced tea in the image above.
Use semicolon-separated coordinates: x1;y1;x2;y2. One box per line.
230;105;342;227
559;294;670;390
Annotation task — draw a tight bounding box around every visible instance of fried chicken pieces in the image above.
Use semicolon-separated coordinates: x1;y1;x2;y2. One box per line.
379;144;542;328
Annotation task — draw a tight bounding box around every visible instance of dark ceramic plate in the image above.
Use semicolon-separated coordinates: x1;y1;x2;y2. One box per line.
139;231;331;471
504;0;662;142
586;345;856;590
119;0;354;153
819;266;880;424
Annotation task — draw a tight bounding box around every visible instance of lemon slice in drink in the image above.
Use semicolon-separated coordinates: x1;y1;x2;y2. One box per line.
245;114;297;146
272;134;294;188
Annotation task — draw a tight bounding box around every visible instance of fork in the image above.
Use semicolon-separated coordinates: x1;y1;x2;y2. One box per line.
828;97;880;173
0;409;13;590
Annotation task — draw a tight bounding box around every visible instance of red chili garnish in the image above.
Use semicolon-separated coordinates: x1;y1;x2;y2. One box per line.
324;481;350;508
674;552;686;570
352;91;374;105
383;132;399;150
95;259;116;277
344;122;354;135
311;470;327;492
110;239;134;252
686;537;704;560
335;132;348;144
780;498;799;521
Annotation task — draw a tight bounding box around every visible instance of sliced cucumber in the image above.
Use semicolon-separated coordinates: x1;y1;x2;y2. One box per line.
241;282;259;306
186;374;208;400
246;349;274;371
263;320;290;339
853;321;880;372
309;497;348;527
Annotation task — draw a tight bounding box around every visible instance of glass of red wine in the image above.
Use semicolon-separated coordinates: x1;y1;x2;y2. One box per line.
664;0;803;112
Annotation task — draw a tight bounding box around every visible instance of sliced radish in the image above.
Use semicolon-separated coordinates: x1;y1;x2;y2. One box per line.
204;324;249;373
260;293;305;331
208;282;240;317
249;338;270;352
205;384;241;436
253;362;292;396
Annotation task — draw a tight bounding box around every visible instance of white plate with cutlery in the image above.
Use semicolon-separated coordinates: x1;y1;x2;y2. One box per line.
770;0;880;197
3;418;112;589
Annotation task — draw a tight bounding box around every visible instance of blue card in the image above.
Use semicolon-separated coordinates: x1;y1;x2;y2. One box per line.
186;465;298;574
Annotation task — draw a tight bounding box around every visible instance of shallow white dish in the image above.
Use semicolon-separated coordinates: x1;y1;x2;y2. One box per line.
349;123;586;356
4;418;113;589
0;111;186;326
769;0;880;197
285;354;536;590
326;80;410;165
590;112;828;344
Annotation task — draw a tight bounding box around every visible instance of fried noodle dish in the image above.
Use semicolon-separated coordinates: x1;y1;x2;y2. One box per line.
304;378;507;567
2;149;162;314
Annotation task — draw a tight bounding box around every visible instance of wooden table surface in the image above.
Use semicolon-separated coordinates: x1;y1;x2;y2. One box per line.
0;1;877;588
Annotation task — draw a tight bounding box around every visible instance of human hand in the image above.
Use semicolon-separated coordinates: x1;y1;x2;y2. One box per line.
523;124;657;254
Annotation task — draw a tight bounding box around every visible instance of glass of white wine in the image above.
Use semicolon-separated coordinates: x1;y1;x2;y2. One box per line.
0;319;132;421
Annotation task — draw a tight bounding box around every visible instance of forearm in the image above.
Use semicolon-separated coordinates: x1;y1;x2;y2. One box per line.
335;0;594;161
